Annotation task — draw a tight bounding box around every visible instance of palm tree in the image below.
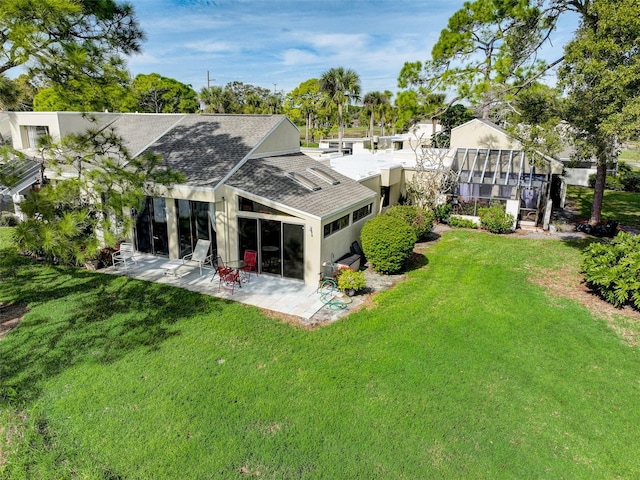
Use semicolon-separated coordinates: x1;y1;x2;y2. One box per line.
319;67;361;153
363;91;385;146
380;90;393;136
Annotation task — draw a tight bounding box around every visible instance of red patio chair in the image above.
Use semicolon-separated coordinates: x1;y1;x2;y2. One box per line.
241;249;258;281
218;269;241;294
211;256;231;282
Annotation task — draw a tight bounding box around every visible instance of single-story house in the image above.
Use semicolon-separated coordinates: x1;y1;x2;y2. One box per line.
4;112;377;286
312;118;567;230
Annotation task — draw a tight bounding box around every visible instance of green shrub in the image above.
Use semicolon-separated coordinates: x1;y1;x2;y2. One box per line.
434;203;452;223
621;172;640;192
448;216;478;229
479;205;514;234
588;173;625;191
587;163;640;192
361;215;417;274
0;212;18;227
384;205;434;240
581;232;640;309
336;268;366;293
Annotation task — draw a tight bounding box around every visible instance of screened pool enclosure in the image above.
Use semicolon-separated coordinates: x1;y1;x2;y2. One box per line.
450;148;555;224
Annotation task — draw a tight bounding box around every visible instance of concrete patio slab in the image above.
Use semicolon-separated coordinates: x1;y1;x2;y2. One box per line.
101;255;330;321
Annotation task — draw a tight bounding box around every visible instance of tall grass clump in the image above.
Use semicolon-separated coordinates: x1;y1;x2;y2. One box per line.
581;232;640;309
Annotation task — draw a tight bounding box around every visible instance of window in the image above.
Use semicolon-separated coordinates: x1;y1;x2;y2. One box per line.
24;126;49;148
323;214;349;237
238;196;291;216
352;203;372;223
286;172;321;191
306;167;340;185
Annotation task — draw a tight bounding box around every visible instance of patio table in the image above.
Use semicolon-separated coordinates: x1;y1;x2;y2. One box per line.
227;259;248;282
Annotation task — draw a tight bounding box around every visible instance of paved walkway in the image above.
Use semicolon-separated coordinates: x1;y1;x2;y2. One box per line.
102;255;331;321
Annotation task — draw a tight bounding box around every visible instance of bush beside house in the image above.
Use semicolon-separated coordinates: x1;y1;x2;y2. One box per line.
336;268;366;295
449;216;478;229
361;215;417;274
479;205;514;234
384;205;434;240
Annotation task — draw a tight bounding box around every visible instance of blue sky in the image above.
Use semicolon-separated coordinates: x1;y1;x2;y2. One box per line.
126;0;578;98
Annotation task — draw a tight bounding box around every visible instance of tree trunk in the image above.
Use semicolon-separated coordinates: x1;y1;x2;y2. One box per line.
338;103;343;153
590;161;607;225
369;111;374;151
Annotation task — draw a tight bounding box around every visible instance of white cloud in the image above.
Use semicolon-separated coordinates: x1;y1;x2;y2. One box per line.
281;49;321;66
183;40;239;54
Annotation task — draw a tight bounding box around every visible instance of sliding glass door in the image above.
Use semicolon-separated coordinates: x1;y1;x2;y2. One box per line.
135;197;169;256
237;217;304;280
177;200;216;258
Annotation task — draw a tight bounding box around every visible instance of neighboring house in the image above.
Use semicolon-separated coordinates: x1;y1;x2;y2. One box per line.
1;112;41;217
556;145;617;187
449;118;565;228
5;112;377;286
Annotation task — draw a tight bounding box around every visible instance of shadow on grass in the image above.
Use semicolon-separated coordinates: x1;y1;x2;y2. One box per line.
406;252;429;271
0;249;218;405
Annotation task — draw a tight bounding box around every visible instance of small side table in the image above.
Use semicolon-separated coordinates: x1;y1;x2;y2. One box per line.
161;259;184;277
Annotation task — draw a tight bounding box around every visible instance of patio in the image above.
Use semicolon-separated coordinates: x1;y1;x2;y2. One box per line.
101;254;345;323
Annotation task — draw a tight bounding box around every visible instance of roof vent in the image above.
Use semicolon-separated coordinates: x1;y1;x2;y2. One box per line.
306;166;340;185
286;172;321;191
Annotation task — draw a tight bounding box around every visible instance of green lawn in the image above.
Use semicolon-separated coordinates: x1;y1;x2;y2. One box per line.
566;185;640;228
2;227;640;478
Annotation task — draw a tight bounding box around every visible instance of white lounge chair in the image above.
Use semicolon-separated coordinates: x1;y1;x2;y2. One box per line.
182;239;213;275
112;242;138;270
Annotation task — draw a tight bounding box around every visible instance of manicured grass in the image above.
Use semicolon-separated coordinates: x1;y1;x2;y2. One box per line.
2;227;640;478
618;149;640;164
566;185;640;228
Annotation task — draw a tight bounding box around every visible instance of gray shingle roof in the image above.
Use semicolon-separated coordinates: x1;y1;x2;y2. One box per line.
138;114;285;187
107;114;185;158
226;153;376;218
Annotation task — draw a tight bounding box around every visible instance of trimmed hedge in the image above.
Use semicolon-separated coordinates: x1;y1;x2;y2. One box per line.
361;215;417;274
384;205;434;240
449;216;478;229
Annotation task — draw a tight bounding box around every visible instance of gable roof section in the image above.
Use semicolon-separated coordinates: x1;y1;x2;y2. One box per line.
225;153;376;219
106;114;186;158
138;114;286;188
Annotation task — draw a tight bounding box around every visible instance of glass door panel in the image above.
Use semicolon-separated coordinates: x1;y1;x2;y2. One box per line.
151;197;168;255
238;218;258;267
134;198;152;253
283;223;304;280
177;199;193;258
260;219;281;275
135;197;168;256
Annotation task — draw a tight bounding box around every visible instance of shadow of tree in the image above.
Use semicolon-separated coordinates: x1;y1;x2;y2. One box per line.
0;254;217;405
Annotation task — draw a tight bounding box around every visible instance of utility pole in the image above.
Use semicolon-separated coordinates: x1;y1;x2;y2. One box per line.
207;71;216;90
